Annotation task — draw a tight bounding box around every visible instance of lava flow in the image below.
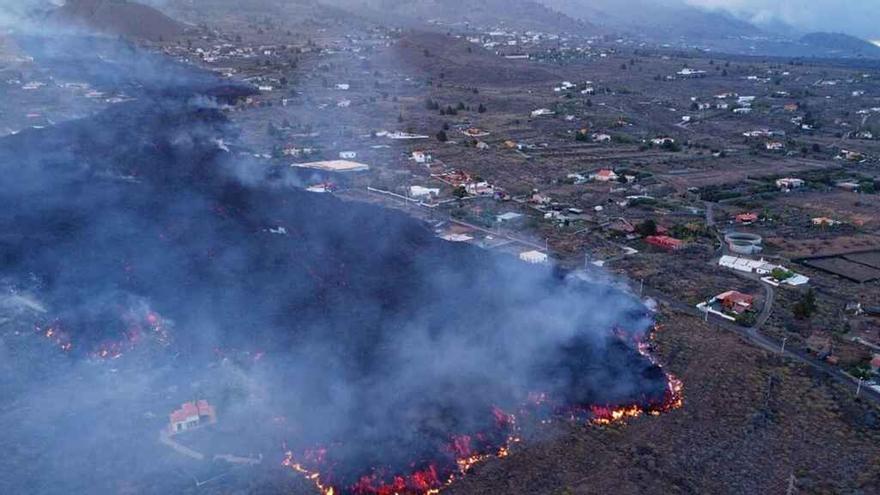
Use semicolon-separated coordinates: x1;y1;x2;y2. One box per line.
283;328;684;495
31;308;173;360
283;406;521;495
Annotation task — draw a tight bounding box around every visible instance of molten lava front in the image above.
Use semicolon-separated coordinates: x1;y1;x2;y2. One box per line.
283;411;522;495
32;308;172;360
282;331;684;495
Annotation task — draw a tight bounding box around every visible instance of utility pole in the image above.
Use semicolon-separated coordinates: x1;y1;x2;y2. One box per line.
639;279;644;297
856;377;863;397
780;337;787;355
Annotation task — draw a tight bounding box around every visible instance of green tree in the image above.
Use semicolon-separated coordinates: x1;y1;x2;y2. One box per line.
637;219;658;237
793;289;817;319
771;268;793;281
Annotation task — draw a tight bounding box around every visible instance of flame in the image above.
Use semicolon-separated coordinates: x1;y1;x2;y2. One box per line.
89;310;173;360
283;410;522;495
34;322;73;353
283;325;684;494
283;452;336;495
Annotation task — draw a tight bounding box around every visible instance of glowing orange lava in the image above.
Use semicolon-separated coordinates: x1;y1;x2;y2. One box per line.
283;326;684;494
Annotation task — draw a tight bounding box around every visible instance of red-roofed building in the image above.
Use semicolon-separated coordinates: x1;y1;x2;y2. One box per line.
871;354;880;374
590;169;619;182
716;291;754;314
646;235;684;251
736;212;758;224
168;400;217;434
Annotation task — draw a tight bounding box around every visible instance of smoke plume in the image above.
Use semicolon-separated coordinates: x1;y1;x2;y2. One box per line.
0;18;669;495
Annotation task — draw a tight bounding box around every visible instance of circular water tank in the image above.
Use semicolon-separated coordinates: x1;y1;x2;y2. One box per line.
725;232;763;255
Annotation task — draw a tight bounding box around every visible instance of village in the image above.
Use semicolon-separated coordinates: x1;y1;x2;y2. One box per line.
110;11;880;394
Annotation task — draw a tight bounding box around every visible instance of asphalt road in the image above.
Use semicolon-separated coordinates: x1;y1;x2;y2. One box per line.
639;269;880;405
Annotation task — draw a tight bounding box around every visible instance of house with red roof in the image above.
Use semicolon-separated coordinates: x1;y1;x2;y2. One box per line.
590;169;619;182
870;354;880;375
168;400;217;435
646;235;684;251
736;212;758;224
716;291;754;315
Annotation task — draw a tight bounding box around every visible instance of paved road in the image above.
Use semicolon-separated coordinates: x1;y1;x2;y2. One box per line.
639;272;880;405
448;219;547;252
754;283;776;329
704;201;715;228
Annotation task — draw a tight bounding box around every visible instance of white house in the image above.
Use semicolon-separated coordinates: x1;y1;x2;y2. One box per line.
530;108;554;118
339;151;357;159
776;178;804;191
651;137;675;146
719;255;775;275
466;181;494;196
593;133;612;142
388;132;430;140
677;68;706;77
519;250;549;264
719;255;809;286
497;212;524;223
409;186;440;197
411;151;431;164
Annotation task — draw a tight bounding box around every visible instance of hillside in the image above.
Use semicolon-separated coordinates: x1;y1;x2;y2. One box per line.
48;0;185;41
542;0;760;40
373;31;558;85
801;32;880;58
323;0;595;34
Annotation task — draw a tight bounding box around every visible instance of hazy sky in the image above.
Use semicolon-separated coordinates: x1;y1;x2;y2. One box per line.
686;0;880;39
